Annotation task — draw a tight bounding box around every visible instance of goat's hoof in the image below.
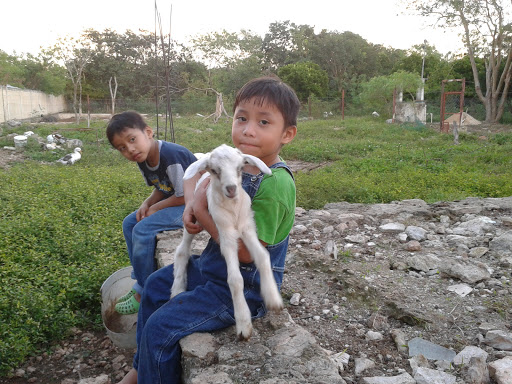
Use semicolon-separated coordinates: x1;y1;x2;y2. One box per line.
264;295;284;312
268;302;284;313
236;325;253;341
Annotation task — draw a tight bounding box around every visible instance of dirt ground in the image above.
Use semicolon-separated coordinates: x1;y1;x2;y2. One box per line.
1;122;511;383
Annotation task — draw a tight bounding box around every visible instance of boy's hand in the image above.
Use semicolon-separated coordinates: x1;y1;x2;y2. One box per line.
183;177;210;234
136;202;150;221
183;204;203;234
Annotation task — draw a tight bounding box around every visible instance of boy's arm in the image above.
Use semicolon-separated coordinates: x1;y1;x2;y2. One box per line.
138;188;184;220
183;173;204;234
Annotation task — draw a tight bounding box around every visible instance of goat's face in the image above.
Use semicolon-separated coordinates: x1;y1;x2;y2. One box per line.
207;148;244;199
183;144;272;200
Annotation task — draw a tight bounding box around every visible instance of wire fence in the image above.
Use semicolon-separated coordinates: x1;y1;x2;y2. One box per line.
69;93;511;123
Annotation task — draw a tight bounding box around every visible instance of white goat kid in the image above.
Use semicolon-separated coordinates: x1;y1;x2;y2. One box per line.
171;144;284;340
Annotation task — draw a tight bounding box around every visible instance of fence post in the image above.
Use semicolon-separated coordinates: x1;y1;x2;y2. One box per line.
308;96;312;118
341;90;345;120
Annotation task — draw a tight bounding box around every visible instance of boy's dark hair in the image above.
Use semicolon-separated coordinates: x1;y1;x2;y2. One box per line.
106;111;148;145
233;76;300;128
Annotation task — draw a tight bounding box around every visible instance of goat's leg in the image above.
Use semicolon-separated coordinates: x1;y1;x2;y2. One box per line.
241;228;284;312
170;230;195;299
220;230;253;340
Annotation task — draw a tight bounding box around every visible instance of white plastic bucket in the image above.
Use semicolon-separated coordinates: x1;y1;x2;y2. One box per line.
13;135;27;150
100;267;138;349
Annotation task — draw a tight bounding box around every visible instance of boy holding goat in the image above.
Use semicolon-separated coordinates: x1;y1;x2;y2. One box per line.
117;76;299;384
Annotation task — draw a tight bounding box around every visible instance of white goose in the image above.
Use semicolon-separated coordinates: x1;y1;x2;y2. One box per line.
56;148;82;165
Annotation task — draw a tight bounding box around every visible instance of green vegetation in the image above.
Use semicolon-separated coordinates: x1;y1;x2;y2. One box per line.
1;115;512;375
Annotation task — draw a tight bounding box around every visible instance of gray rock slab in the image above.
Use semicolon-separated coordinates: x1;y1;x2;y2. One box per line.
484;330;512;351
379;223;406;233
408;337;456;362
439;259;491;283
414;366;456;384
361;372;415;384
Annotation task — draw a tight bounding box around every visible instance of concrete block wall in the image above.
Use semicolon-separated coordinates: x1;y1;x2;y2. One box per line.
0;85;66;123
395;101;426;124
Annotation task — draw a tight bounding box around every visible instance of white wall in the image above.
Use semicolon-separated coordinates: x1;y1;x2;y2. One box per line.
0;85;66;123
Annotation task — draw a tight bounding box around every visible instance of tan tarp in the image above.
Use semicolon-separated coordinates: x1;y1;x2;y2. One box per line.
444;112;481;126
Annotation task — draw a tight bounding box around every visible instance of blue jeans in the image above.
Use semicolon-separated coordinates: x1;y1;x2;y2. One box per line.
122;205;185;294
132;236;289;384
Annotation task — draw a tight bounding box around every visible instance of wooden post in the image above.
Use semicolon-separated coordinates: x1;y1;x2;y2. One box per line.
341;90;345;120
87;95;90;128
308;96;312;119
453;121;459;145
392;88;396;123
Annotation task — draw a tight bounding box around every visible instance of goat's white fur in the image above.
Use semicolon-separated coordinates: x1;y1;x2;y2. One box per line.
171;144;284;340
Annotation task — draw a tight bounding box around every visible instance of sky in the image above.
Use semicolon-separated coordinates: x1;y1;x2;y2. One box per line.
1;0;464;57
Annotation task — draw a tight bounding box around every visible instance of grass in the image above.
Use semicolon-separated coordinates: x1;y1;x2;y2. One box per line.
0;115;512;375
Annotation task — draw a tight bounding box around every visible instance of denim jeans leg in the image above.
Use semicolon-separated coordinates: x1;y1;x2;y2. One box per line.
133;260;238;384
123;205;185;294
122;211;138;281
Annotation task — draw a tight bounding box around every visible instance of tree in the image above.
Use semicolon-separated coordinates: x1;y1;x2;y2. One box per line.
192;29;263;69
411;0;512;123
309;31;375;96
393;43;454;94
46;36;93;123
0;51;25;87
22;53;67;95
262;21;315;71
359;71;423;114
278;62;328;102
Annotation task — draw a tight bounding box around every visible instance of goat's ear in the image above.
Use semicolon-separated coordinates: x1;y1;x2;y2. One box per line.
242;154;272;175
183;154;211;180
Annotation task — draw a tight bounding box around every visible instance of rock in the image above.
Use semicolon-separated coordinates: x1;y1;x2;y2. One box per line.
379;223;405;233
408;354;430;374
180;310;346;383
469;246;489;258
408;337;456;362
354;357;375;375
329;351;350;373
453;346;488;365
405;226;427;241
484;330;512;350
365;331;383;341
325;239;338;258
407;254;440;272
345;234;369;244
78;374;110;384
361;372;415;384
453;216;496;236
461;356;490;384
391;329;408;354
404;240;421;251
413;366;456;384
447;283;473;297
439;259;491;283
289;293;301;306
489;231;512;255
488;356;512;384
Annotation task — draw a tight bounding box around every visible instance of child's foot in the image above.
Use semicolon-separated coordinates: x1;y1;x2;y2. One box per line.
115;295;140;315
117;288;136;304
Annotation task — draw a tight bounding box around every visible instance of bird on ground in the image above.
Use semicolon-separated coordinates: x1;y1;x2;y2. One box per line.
56;148;82;165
